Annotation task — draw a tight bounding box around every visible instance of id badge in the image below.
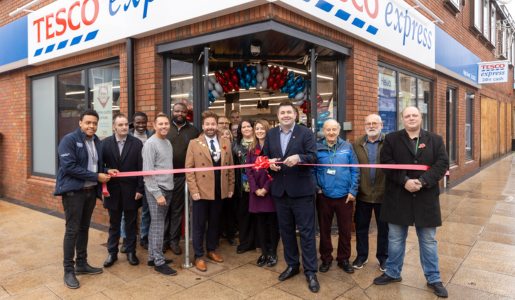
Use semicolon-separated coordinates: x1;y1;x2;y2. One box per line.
92;165;97;173
327;168;336;175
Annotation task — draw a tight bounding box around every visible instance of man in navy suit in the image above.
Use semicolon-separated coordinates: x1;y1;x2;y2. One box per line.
101;113;144;267
261;101;319;293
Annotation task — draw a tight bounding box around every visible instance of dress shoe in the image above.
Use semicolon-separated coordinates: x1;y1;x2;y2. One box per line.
228;238;237;246
236;248;246;254
373;273;402;285
120;238;127;254
140;236;149;250
337;260;354;274
207;251;224;263
154;263;177;276
148;259;174;268
267;255;278;267
103;254;118;267
319;261;331;273
171;244;182;255
278;267;300;281
427;282;448;297
127;253;139;265
195;258;207;272
256;255;268;267
306;275;320;293
64;273;80;289
75;264;103;275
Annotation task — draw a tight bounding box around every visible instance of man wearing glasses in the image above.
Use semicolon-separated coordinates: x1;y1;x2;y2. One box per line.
352;114;388;272
218;116;230;128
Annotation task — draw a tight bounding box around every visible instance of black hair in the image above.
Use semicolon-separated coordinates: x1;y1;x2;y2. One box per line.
173;103;188;111
277;101;296;113
236;117;254;143
133;111;148;121
113;113;128;124
80;109;99;121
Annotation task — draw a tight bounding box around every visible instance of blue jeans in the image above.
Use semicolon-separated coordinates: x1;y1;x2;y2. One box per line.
121;193;151;239
385;223;441;284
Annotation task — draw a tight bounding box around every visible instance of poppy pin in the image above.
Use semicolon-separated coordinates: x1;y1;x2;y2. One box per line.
255;149;261;155
418;143;426;149
293;136;296;139
223;146;227;150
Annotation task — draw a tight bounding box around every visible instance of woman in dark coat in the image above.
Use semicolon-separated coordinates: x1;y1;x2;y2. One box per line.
232;118;256;254
245;119;280;267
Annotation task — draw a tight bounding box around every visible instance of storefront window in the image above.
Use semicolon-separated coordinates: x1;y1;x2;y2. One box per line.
418;80;431;130
89;64;120;139
316;61;337;139
32;77;56;176
171;60;194;122
398;74;416;130
378;67;397;134
58;70;85;143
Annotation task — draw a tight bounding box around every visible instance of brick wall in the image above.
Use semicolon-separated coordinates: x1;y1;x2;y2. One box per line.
0;1;514;227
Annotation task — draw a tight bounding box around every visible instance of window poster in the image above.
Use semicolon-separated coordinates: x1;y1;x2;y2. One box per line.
378;72;396;134
93;82;113;139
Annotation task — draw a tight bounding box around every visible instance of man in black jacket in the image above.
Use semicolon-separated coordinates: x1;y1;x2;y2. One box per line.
261;101;319;293
374;106;449;298
102;114;144;267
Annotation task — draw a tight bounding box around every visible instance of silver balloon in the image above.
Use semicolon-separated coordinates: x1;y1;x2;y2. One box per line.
256;72;263;83
209;76;217;85
260;81;268;90
209;82;214;90
263;67;270;79
256;64;262;72
297;99;305;106
295;92;305;100
212;90;220;99
215;83;224;94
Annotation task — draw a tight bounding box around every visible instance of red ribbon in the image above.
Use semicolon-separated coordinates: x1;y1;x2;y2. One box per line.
102;157;430;195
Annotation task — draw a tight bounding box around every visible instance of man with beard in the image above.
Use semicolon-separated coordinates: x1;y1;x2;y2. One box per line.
185;111;235;272
352;114;388;272
102;114;144;267
162;103;200;255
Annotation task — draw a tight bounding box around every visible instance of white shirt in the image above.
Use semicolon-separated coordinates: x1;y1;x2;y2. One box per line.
204;135;221;160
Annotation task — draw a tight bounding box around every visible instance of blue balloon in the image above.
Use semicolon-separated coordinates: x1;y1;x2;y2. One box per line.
245;74;251;82
209;95;215;102
317;120;323;126
288;71;295;78
236;68;242;76
288;84;296;93
245;82;250;90
250;78;257;87
251;68;257;77
208;90;213;97
288;92;296;99
239;79;246;87
280;87;288;94
286;78;294;87
320;111;330;118
294;76;303;84
242;64;248;74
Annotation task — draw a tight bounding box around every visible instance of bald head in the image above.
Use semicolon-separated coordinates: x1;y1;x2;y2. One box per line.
322;119;340;146
323;119;340;130
401;106;422;132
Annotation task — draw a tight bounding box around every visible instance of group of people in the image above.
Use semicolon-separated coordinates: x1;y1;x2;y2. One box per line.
54;102;449;297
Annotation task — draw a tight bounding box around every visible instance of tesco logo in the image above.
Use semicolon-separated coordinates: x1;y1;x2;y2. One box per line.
33;0;99;43
340;0;379;19
481;64;505;70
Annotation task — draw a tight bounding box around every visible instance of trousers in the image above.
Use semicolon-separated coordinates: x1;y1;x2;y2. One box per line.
145;187;172;266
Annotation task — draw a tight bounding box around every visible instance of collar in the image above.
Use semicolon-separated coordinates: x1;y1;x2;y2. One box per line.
279;123;295;134
77;126;97;142
173;120;187;129
205;134;218;144
322;137;340;149
366;134;382;144
115;135;127;143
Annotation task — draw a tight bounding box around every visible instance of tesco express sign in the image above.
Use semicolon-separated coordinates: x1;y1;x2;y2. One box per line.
276;0;436;68
477;61;509;84
28;0;266;65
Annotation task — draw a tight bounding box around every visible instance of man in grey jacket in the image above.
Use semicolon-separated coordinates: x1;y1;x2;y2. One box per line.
142;112;176;276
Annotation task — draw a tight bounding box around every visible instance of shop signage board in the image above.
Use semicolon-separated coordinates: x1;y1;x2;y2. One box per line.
477;61;509;84
93;82;113;139
27;0;267;65
276;0;436;69
0;16;28;74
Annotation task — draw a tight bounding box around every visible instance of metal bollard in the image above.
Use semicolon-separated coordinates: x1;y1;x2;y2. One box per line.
182;181;193;268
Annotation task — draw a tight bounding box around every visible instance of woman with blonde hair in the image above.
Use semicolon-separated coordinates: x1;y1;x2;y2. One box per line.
245;119;280;267
217;126;233;141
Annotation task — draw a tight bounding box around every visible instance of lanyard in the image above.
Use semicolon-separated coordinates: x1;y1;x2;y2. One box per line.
85;138;97;164
327;145;337;165
414;134;420;155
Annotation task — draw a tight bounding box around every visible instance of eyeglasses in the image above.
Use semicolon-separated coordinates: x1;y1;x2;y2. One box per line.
218;122;230;126
365;122;380;127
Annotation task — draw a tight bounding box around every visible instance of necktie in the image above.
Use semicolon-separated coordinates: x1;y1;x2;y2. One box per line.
210;140;216;157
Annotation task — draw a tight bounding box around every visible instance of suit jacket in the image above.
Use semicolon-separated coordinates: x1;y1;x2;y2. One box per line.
379;129;449;227
102;134;144;211
185;132;235;200
261;124;318;198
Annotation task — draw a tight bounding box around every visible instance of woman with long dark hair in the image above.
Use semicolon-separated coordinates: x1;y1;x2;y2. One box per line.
245;119;280;267
232;118;256;253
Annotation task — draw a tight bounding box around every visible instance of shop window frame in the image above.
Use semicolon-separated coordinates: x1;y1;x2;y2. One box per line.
470;0;482;33
446;86;458;164
465;92;474;160
444;0;461;14
30;57;120;179
378;61;434;134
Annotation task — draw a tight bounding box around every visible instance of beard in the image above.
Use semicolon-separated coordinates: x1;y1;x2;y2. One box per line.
366;128;381;137
173;115;186;124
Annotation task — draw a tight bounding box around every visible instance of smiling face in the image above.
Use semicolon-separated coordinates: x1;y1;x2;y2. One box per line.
218;117;230;129
154;116;170;138
172;104;188;125
241;121;253;140
322;120;340;145
402;106;422;131
277;105;296;128
365;115;383;138
255;123;266;141
79;115;98;138
203;117;218;138
133;116;148;134
221;129;231;140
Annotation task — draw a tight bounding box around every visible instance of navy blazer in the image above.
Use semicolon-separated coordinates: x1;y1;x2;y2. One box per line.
102;134;144;211
261;124;318;198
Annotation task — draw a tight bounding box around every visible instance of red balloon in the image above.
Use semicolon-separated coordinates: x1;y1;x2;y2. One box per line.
234;84;240;92
282;68;288;76
275;74;281;82
227;81;234;91
272;83;278;90
218;77;226;85
267;77;274;87
222;85;230;93
269;66;275;75
303;108;307;114
223;71;230;79
228;67;235;74
215;71;222;79
231;74;239;83
279;79;286;88
274;66;280;74
300;102;307;109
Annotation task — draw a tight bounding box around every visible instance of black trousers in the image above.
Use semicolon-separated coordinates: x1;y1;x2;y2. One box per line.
62;188;97;274
164;177;186;245
354;200;389;262
218;196;236;240
236;192;256;252
108;205;138;255
256;212;280;256
192;198;224;259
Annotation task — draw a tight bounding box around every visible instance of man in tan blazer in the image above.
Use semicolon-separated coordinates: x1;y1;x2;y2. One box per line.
185;110;235;272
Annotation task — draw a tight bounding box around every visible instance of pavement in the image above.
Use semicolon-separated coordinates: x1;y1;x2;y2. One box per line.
1;154;515;300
